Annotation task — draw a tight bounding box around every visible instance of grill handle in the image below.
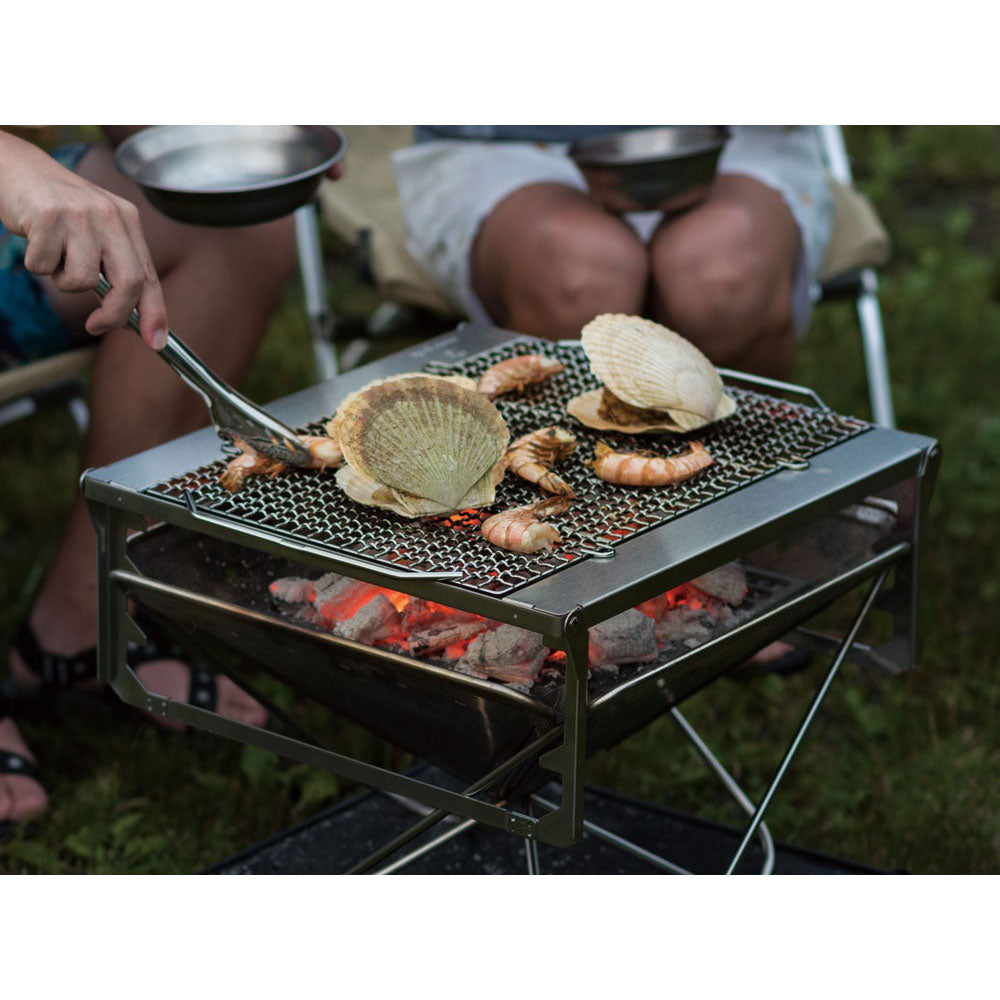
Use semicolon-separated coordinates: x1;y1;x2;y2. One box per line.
716;368;831;412
181;493;464;581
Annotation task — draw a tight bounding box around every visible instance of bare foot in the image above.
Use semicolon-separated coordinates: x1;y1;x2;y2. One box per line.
0;716;48;824
132;658;268;730
9;631;268;731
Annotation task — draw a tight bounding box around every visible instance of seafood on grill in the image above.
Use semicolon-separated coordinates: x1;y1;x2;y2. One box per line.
332;373;510;513
590;440;713;487
220;433;343;493
336;458;508;518
481;495;571;554
477;353;565;399
506;426;578;497
567;313;736;433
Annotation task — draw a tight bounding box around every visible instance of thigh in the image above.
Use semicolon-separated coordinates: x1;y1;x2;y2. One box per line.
472;181;647;326
393;140;589;321
651;172;800;284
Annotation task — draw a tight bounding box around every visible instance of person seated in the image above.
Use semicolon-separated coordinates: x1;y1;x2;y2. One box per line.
392;126;828;678
0;127;299;826
392;125;834;381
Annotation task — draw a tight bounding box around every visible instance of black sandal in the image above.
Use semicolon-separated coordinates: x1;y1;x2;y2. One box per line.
4;614;217;716
0;694;44;835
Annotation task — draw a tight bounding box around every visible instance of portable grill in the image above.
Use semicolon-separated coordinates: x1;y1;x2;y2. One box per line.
83;323;940;873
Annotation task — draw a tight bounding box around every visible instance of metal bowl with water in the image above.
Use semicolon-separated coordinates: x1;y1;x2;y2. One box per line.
114;125;347;227
569;126;729;214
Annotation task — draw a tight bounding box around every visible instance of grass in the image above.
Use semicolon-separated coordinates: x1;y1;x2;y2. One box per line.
2;126;998;874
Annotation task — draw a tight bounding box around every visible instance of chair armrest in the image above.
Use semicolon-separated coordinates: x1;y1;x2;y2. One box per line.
817;179;890;284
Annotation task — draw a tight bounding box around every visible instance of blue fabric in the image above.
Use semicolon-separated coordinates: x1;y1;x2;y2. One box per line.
0;143;91;368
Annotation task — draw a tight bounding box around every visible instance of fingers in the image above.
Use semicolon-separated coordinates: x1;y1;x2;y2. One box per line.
19;177;169;350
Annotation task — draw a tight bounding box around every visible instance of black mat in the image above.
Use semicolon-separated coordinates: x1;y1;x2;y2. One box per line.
208;765;888;875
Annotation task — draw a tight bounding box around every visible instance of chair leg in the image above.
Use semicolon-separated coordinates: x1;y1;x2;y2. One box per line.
294;203;338;381
857;269;896;428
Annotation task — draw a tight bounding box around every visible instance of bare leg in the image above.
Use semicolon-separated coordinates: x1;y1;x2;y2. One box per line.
8;145;296;730
472;183;648;338
648;174;801;379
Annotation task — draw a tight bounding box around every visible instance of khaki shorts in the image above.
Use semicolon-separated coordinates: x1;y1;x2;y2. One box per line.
392;126;834;336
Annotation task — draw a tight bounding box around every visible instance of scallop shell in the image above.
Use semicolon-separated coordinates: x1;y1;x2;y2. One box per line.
577;314;736;431
336;458;506;519
333;374;509;511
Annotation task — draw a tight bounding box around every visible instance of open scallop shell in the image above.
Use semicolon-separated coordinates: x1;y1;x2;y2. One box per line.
571;314;736;432
333;373;509;511
336;458;506;519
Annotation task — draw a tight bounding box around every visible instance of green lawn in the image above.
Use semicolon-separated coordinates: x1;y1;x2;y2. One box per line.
1;126;997;874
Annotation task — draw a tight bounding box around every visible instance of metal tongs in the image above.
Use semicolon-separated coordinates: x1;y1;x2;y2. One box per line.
95;275;313;466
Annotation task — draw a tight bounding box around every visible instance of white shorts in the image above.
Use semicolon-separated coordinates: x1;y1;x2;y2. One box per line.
392;126;834;336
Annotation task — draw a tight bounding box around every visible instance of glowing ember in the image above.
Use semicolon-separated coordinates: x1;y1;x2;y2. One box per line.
268;561;750;692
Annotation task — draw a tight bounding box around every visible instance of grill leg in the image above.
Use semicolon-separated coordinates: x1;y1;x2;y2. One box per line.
725;569;889;873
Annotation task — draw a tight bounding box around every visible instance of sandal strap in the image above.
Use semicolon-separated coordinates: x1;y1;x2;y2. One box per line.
188;667;218;712
0;748;40;784
12;621;97;688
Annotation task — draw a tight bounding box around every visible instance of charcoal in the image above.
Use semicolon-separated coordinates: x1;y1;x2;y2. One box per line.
269;576;316;606
457;625;548;692
313;574;386;626
692;563;747;606
410;619;490;656
655;606;716;647
332;593;401;643
588;609;659;671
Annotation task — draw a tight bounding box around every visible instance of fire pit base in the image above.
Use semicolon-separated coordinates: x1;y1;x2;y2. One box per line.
206;764;892;875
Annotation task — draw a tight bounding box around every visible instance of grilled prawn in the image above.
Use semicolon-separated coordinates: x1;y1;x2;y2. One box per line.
590;440;712;487
506;426;578;497
481;495;572;554
220;434;344;493
477;354;565;399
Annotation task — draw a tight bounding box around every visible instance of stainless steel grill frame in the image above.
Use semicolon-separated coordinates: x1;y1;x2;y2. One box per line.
83;323;941;867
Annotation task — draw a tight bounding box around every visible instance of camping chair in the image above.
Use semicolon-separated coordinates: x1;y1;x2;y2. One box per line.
311;125;895;426
0;344;95;431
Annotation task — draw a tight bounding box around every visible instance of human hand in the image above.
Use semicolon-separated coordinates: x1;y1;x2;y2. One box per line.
0;131;168;350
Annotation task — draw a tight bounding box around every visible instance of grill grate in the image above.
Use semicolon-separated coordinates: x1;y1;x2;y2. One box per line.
145;338;870;596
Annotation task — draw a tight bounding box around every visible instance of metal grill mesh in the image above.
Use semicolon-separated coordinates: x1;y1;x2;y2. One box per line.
145;338;869;595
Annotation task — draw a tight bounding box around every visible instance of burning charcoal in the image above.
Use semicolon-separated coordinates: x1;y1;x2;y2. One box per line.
588;609;659;672
268;576;316;606
401;598;482;632
456;625;547;691
332;593;401;643
313;574;387;627
292;605;325;627
409;619;490;657
655;606;716;648
636;592;672;620
692;563;747;607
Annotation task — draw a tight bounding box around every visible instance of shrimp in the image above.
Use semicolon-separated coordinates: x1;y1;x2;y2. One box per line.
220;433;344;493
590;440;712;487
477;354;565;399
506;426;578;497
481;495;572;554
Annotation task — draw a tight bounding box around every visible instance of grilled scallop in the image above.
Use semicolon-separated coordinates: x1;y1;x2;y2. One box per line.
335;458;507;518
567;313;736;433
333;373;510;514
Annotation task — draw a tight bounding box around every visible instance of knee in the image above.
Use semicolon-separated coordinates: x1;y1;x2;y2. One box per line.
509;213;648;336
651;214;795;366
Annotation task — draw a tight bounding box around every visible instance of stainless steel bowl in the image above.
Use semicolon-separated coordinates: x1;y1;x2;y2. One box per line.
114;125;347;227
569;126;729;213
